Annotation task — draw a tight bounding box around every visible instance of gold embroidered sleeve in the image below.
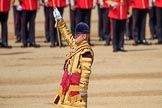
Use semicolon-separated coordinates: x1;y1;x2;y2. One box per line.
58;19;76;48
79;51;93;92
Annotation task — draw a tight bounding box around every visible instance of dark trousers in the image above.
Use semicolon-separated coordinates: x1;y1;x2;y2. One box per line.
22;10;36;45
49;7;56;44
132;8;148;42
98;5;110;42
111;19;126;50
98;5;104;40
0;12;9;45
69;7;77;36
149;6;157;38
76;8;91;42
13;6;17;36
44;6;50;41
126;16;133;39
13;6;22;41
156;7;162;43
104;8;111;44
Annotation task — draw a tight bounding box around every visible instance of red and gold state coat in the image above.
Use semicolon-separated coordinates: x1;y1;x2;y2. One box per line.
53;19;94;108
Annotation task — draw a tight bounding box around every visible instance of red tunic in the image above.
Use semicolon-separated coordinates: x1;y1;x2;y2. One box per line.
97;0;109;8
103;0;109;8
75;0;94;9
48;0;67;7
155;0;162;8
21;0;38;11
0;0;10;12
131;0;149;9
108;0;130;20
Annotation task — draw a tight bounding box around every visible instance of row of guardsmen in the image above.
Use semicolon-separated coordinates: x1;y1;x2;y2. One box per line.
0;0;162;52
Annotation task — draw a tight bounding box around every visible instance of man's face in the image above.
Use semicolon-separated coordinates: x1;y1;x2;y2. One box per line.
74;34;88;44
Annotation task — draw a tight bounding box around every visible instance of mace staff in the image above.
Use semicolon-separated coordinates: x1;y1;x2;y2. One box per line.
52;0;61;48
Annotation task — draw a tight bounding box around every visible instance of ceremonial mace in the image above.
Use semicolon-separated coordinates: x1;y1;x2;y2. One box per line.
52;0;61;47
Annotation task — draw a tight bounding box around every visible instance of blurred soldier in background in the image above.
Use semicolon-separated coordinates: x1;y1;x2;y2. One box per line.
108;0;130;52
131;0;151;46
0;0;12;48
75;0;96;46
155;0;162;44
40;0;51;43
46;0;68;47
149;0;157;40
97;0;111;46
13;0;23;43
18;0;40;48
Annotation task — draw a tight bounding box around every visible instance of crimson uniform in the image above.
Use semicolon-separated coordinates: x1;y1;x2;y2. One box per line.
155;0;162;44
131;0;150;45
0;0;12;48
97;0;111;45
47;0;68;47
48;0;67;7
75;0;96;45
21;0;40;47
108;0;130;52
0;0;10;12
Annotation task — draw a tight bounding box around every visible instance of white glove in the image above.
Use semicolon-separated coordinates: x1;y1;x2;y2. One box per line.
109;2;117;9
80;92;87;96
16;5;22;11
53;8;62;20
127;14;131;18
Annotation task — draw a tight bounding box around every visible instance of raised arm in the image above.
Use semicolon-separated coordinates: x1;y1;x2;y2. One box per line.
57;19;76;48
53;8;76;48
